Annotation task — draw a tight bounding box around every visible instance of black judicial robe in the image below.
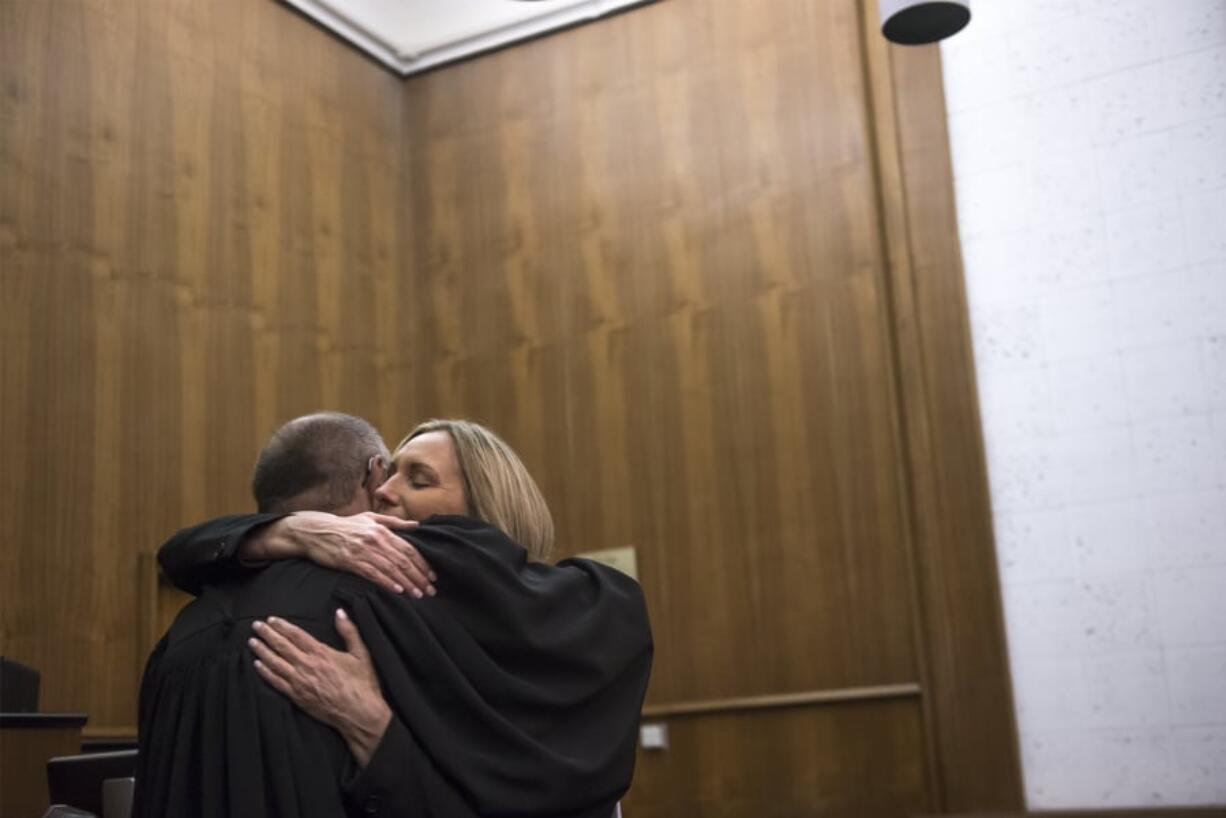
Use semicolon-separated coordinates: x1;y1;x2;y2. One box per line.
137;516;653;817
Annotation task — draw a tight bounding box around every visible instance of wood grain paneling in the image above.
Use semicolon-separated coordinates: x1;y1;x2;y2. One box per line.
393;0;1019;813
398;0;919;710
3;0;1019;813
623;697;930;818
0;0;404;729
0;721;85;817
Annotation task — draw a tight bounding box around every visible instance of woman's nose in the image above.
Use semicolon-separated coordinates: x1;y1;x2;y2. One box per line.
373;476;396;505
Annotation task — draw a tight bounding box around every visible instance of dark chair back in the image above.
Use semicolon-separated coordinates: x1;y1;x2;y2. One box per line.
47;749;138;816
0;656;40;712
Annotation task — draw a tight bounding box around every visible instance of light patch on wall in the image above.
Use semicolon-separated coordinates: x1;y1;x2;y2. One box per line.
574;545;638;581
943;0;1226;808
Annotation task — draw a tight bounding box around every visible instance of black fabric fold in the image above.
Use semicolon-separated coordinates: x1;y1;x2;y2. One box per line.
135;516;652;818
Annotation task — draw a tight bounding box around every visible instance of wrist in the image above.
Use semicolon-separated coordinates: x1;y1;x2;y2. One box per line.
236;518;282;562
241;515;314;562
342;698;392;768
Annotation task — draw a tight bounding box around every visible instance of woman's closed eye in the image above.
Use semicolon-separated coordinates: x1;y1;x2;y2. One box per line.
408;466;437;488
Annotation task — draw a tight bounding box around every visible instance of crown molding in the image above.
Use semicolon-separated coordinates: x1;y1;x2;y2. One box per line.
281;0;660;77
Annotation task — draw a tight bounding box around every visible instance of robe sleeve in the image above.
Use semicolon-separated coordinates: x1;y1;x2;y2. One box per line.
342;714;475;817
157;513;287;595
342;716;422;816
131;635;169;818
332;517;652;818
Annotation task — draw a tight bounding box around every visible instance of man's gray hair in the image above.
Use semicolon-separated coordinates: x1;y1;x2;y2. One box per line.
251;412;389;513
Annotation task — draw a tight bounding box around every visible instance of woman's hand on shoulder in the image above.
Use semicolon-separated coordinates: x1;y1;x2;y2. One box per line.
244;511;437;597
250;609;391;767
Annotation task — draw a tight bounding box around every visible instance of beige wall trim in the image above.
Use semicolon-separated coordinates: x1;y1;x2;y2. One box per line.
641;683;922;719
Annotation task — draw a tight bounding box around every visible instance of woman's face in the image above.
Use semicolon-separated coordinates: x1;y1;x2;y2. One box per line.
374;431;469;521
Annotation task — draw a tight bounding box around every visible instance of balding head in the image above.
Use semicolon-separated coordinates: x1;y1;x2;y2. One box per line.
251;412;390;514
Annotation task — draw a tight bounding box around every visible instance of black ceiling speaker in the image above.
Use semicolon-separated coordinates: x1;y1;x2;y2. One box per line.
880;0;971;45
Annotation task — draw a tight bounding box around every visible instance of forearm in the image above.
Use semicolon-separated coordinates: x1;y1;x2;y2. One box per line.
157;513;287;594
241;511;362;565
237;515;313;562
244;513;434;597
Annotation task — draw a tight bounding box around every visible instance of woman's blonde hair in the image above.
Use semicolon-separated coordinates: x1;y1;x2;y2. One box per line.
396;419;555;562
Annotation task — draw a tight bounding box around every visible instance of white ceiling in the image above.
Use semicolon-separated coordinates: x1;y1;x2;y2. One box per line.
285;0;658;76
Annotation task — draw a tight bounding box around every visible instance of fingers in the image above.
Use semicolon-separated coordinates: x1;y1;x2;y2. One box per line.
365;513;419;531
394;538;438;585
253;656;294;697
365;528;436;597
354;563;407;595
355;547;420;597
368;542;420;596
264;616;330;655
248;632;298;680
251;647;323;725
304;513;437;597
251;619;309;667
353;561;410;596
335;609;368;659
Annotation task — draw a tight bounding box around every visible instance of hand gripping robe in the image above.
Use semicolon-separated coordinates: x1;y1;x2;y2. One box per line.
134;516;653;817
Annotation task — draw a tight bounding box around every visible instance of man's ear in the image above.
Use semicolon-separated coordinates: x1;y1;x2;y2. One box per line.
363;454;387;499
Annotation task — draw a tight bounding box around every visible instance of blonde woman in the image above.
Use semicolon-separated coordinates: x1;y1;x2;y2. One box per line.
141;416;652;818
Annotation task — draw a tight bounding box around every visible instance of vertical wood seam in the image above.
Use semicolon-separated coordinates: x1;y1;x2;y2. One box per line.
855;0;945;809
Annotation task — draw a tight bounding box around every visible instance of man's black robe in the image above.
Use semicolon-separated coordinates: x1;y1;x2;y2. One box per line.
135;516;653;817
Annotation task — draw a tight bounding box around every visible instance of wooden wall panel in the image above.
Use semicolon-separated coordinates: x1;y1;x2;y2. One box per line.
3;0;1020;812
397;0;920;711
623;697;930;818
395;0;1020;813
0;0;404;729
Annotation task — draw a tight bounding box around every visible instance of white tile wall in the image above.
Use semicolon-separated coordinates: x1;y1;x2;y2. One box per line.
942;0;1226;808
